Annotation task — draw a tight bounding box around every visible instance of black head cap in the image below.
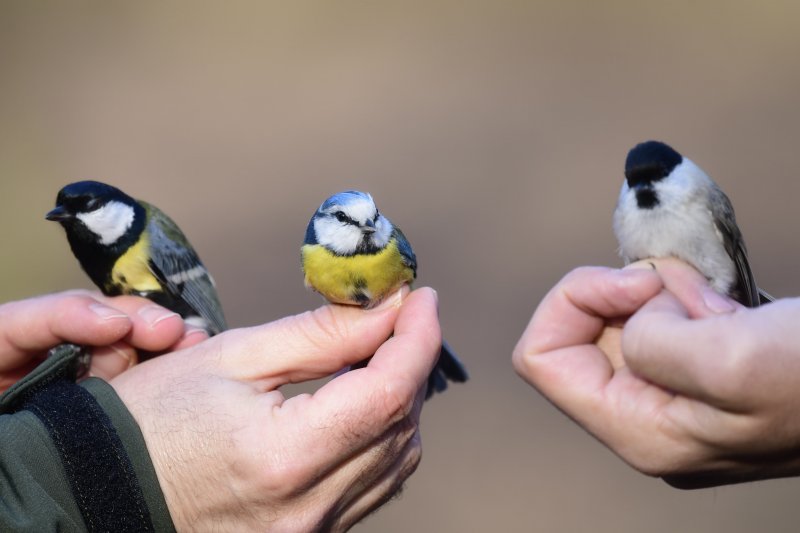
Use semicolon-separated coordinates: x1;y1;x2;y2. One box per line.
46;180;133;221
624;140;683;188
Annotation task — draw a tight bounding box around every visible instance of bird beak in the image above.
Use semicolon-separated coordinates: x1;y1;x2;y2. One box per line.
362;219;376;234
45;205;72;222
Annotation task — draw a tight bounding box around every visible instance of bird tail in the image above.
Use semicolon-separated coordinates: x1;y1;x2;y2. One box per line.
426;339;468;399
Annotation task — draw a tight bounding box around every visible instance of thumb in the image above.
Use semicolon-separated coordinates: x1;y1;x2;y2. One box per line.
632;258;740;318
217;286;410;385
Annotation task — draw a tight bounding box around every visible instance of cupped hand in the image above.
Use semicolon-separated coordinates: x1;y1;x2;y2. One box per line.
514;259;800;488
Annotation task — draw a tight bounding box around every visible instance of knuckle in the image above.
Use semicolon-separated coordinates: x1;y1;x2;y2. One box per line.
511;343;530;375
404;433;423;475
560;266;611;295
511;339;549;383
275;308;353;366
259;450;315;500
52;293;101;321
622;445;693;478
306;307;350;347
611;413;703;477
380;376;417;424
57;288;96;299
563;266;601;284
59;292;96;308
393;415;421;448
399;447;422;485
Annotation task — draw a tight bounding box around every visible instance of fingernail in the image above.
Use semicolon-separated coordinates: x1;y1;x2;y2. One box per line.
138;305;180;327
89;303;129;321
623;261;657;272
183;326;209;341
614;267;656;282
701;287;736;314
431;288;439;304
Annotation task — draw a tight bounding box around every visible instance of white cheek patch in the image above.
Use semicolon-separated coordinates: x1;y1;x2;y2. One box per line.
76;201;135;245
314;217;363;254
373;216;393;247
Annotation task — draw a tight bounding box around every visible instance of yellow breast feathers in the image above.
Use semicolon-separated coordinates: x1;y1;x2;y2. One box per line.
109;233;162;293
302;239;414;306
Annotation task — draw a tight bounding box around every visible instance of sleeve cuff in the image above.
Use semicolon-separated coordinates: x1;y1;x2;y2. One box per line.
82;378;176;533
0;344;175;533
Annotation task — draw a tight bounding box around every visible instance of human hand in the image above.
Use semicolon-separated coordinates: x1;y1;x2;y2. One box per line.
0;290;206;391
514;259;800;488
110;286;441;532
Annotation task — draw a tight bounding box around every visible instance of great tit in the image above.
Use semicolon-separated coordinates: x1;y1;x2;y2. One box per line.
613;140;772;307
46;180;227;334
302;190;468;398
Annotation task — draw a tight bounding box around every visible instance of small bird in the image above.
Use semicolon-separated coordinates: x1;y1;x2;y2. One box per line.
302;190;468;398
613;140;772;307
46;180;227;335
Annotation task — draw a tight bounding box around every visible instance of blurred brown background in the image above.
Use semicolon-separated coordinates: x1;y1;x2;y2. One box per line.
3;1;800;531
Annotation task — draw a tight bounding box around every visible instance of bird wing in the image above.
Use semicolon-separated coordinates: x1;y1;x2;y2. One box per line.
392;225;417;278
710;188;760;308
142;202;228;333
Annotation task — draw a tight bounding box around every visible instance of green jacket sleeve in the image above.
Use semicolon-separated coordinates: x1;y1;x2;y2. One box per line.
0;346;175;532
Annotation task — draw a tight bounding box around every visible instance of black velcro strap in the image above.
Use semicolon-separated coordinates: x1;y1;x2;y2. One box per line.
20;376;154;532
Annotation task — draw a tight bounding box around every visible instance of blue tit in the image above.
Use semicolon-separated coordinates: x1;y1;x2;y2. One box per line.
614;140;772;307
302;190;467;398
46;180;227;335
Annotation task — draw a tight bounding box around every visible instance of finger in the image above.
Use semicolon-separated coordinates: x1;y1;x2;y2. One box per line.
0;292;133;371
330;429;423;531
364;287;441;397
319;417;420;521
87;323;200;381
314;371;427;503
621;289;748;404
167;325;210;352
89;342;138;380
279;288;438;469
96;296;187;351
512;266;662;381
635;258;740;317
219;285;411;384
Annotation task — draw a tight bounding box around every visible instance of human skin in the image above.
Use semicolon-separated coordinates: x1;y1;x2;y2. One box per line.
513;258;800;489
110;286;441;531
2;286;440;531
0;290;205;391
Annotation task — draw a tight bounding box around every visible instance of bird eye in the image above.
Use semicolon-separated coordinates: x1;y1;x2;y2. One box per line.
334;211;348;223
